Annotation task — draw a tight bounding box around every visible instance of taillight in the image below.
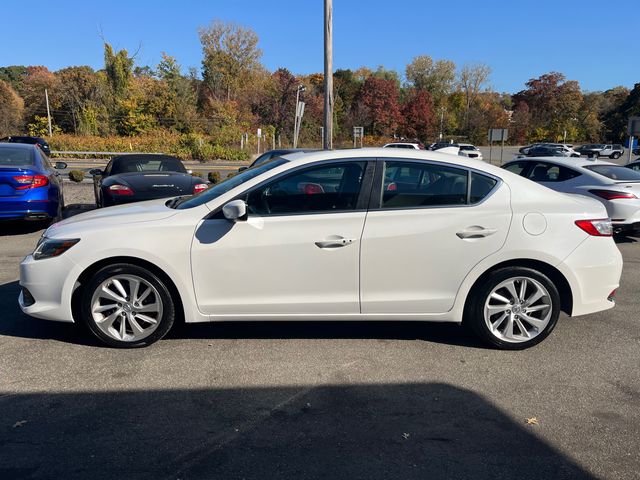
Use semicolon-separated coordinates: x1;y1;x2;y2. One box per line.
575;219;613;237
589;189;637;200
193;183;208;194
108;184;134;196
13;175;49;190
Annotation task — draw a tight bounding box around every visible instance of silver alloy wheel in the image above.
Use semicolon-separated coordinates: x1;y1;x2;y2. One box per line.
90;274;163;342
483;276;552;343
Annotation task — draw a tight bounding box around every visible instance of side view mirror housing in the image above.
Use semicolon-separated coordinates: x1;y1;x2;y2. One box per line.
238;166;248;172
89;168;103;176
222;199;247;222
54;161;67;170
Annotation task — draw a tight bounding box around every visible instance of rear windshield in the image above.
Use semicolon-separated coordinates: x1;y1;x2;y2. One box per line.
175;158;288;209
0;147;34;166
111;156;186;174
585;165;640;182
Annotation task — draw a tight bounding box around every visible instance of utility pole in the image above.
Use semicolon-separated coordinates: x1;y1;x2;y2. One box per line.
45;89;53;137
323;0;333;150
439;108;445;140
293;84;305;148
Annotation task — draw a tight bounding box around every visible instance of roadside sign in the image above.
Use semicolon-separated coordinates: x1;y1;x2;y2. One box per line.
488;129;508;142
628;117;640;136
257;128;262;137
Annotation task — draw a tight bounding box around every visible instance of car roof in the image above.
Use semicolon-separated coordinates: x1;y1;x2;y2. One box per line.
506;156;616;168
0;142;38;150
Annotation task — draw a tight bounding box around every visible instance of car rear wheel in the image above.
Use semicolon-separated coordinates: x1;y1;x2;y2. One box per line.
465;267;560;350
80;263;175;348
611;152;621;159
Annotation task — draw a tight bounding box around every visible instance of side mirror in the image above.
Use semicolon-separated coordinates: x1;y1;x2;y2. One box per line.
89;168;103;176
222;199;247;222
54;161;67;169
238;166;248;172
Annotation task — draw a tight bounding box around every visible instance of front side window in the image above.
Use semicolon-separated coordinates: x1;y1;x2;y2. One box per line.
247;162;366;215
380;161;468;208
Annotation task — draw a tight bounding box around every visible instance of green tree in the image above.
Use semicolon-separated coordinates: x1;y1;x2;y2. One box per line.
199;20;262;101
405;55;456;104
104;43;134;98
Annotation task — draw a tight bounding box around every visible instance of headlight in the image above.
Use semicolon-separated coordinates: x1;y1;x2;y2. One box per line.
33;238;80;260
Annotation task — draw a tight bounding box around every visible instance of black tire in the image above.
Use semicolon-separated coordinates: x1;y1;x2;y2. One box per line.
611;152;621;159
79;263;175;348
464;267;561;350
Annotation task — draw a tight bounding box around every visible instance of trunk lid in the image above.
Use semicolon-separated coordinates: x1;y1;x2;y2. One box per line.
116;172;195;195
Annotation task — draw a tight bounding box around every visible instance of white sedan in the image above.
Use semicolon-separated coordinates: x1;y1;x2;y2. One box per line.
503;156;640;235
19;149;622;349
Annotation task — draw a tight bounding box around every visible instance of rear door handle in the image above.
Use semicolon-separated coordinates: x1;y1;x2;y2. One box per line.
456;227;498;239
315;235;355;249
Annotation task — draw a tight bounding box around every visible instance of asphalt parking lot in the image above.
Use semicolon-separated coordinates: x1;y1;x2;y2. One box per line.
1;194;639;479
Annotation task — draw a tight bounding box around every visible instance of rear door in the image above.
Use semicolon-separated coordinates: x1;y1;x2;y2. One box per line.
360;159;511;314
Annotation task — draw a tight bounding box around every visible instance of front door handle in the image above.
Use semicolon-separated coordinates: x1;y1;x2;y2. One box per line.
315;235;355;249
456;226;498;239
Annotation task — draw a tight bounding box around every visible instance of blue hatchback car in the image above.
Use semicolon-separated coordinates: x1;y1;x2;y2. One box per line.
0;143;66;221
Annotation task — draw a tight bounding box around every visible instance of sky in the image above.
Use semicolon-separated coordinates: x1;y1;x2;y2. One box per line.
0;0;637;93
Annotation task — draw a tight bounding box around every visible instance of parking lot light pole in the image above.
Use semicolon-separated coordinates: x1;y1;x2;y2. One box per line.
293;84;305;148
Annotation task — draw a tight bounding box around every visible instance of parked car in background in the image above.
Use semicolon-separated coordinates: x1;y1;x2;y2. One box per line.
0;136;52;156
457;143;483;160
519;143;578;157
90;154;208;208
517;146;566;158
0;143;66;221
239;148;318;172
577;144;624;159
503;156;640;235
20;148;621;350
382;142;425;150
632;146;639;156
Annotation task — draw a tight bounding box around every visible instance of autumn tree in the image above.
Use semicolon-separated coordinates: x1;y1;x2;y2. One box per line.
357;76;401;136
405;55;456;104
458;63;491;131
0;79;24;136
199;20;262;101
18;66;60;125
56;66;105;133
400;89;434;141
254;68;299;142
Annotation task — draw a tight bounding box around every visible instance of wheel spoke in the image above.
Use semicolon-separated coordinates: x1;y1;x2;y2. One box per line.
94;303;118;313
137;302;159;313
486;304;510;314
525;304;548;313
514;318;531;338
519;313;547;329
130;278;141;304
525;286;545;306
128;315;145;335
518;279;527;302
136;288;152;304
100;285;126;304
504;281;519;303
119;314;127;338
112;279;128;300
491;312;508;331
503;316;515;340
97;310;121;329
134;313;158;325
490;292;510;304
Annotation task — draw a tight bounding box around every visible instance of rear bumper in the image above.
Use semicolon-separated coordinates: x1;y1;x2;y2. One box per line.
0;193;58;219
558;237;623;317
613;222;640;236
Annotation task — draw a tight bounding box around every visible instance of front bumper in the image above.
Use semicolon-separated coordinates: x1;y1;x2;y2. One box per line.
19;253;78;322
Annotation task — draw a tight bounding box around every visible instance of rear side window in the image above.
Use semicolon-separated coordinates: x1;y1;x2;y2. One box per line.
470;172;498;204
585;165;640;181
381;161;468;208
526;162;581;182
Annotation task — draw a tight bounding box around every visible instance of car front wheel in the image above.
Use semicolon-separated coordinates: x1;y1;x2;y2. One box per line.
465;267;560;350
80;263;175;348
611;152;621;159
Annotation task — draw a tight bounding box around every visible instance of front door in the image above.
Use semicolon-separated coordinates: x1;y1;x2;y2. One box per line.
360;159;512;314
191;160;371;316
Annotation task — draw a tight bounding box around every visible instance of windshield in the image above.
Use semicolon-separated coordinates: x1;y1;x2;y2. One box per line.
175;158;288;209
0;147;34;166
585;165;640;182
111;156;186;174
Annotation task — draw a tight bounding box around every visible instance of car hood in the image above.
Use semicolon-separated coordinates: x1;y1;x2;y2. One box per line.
46;198;179;238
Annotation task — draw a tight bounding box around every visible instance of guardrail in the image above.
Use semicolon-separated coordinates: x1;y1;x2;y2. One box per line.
51;151;164;156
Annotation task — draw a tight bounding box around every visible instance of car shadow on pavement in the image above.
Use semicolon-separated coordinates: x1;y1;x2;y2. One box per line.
0;221;47;237
0;279;485;349
0;383;595;479
62;203;96;219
